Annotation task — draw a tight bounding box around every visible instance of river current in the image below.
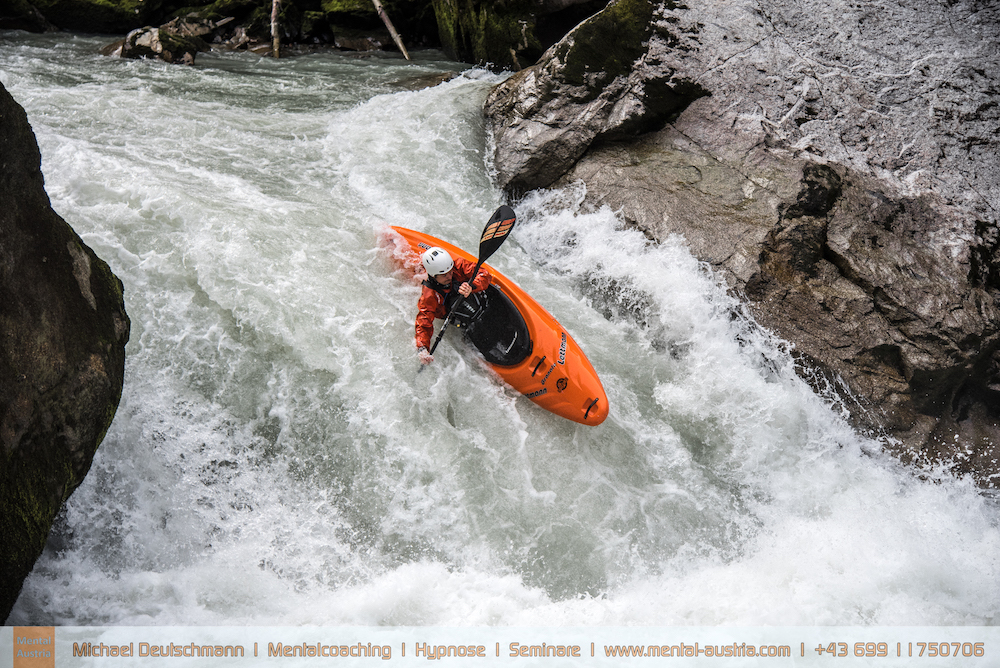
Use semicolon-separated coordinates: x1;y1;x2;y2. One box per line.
3;31;999;627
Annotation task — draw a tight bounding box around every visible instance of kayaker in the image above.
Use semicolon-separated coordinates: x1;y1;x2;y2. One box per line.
415;246;491;365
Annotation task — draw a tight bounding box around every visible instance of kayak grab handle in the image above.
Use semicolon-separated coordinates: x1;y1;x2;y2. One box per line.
584;398;600;420
531;356;547;376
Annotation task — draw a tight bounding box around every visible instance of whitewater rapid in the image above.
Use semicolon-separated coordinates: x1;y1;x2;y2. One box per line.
2;31;999;629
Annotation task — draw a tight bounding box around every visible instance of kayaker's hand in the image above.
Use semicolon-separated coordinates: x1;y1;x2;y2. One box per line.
417;347;434;365
458;282;472;297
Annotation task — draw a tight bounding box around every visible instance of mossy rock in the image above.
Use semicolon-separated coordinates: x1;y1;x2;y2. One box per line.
300;9;328;39
556;0;654;93
168;0;260;24
321;0;371;16
31;0;167;32
317;0;379;33
157;27;208;60
245;0;304;39
432;0;545;70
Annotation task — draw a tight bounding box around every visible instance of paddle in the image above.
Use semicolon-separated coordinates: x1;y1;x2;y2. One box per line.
427;205;517;357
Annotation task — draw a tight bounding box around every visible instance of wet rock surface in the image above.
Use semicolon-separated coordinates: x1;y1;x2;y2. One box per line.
486;0;1000;483
743;165;1000;479
0;82;130;622
116;24;209;64
484;0;710;195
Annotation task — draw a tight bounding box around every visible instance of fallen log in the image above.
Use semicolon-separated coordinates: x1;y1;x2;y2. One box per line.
371;0;409;60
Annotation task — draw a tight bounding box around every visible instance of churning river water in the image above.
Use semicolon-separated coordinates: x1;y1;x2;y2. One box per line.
2;31;999;630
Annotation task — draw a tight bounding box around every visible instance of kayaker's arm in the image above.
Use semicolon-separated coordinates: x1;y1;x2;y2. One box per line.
415;288;444;351
454;258;491;297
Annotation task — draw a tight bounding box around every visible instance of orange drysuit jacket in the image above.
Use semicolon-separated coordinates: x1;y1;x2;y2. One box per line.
415;257;491;350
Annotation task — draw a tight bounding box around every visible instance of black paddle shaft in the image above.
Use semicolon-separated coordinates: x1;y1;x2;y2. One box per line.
427;205;517;355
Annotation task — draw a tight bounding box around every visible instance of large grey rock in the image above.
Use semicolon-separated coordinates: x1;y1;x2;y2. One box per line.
742;164;1000;478
485;0;1000;483
1;82;130;622
485;0;709;194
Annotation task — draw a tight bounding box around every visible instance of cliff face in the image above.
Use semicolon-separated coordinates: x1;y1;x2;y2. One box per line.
0;83;130;622
484;0;1000;483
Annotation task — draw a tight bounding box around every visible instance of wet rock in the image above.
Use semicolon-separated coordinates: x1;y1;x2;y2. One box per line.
159;15;218;39
391;70;460;91
484;0;710;195
334;33;384;52
488;0;1000;214
118;25;206;65
111;16;224;64
745;167;1000;480
102;17;227;58
99;38;126;57
0;82;130;622
486;0;1000;483
555;125;800;285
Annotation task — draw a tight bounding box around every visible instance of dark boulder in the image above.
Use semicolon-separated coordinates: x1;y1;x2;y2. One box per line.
0;82;130;622
0;0;58;32
30;0;165;33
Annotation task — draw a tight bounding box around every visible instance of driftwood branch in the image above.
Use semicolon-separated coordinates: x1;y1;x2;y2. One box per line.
371;0;409;60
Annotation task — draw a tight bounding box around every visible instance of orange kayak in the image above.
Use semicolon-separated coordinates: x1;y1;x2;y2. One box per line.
381;226;609;426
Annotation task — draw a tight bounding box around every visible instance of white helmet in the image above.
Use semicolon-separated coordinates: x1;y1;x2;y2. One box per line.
421;247;454;276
